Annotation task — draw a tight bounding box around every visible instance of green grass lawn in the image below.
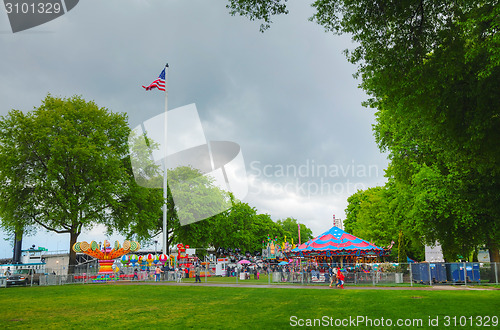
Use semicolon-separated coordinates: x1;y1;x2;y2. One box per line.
1;284;498;329
150;273;492;288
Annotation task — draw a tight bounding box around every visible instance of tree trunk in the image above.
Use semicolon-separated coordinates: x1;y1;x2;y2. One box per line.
13;230;23;264
68;231;79;274
486;237;499;283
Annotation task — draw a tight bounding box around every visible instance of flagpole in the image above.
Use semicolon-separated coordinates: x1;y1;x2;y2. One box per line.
162;63;169;255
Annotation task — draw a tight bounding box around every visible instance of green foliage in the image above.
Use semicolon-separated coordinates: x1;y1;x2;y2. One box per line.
350;187;392;246
168;166;230;227
345;185;424;262
133;164;231;254
329;0;499;260
169;192;314;253
226;0;289;32
276;217;314;245
173;197;313;253
122;157;315;254
225;0;500;261
0;95;163;269
211;199;273;252
344;189;368;234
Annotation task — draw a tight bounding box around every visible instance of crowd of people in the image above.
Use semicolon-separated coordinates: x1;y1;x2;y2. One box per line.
123;259;364;289
218;262;348;288
267;264;346;287
130;263;204;282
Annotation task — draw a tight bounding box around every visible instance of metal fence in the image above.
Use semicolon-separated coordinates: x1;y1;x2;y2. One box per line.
1;262;499;288
270;262;499;286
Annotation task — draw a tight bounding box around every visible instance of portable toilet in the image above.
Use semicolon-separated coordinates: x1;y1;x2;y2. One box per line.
411;263;430;284
446;262;481;283
430;263;447;283
446;263;463;283
465;263;481;283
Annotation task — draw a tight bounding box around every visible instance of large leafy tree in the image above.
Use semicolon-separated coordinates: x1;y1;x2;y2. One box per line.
276;217;313;246
227;0;500;262
126;131;180;254
157;166;231;254
176;197;284;254
171;194;314;255
355;2;499;262
0;95;161;272
344;189;370;234
349;187;393;247
346;185;424;262
137;166;272;254
131;162;313;256
128;129;232;254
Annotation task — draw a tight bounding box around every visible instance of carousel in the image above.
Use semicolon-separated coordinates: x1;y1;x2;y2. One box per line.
284;226;393;267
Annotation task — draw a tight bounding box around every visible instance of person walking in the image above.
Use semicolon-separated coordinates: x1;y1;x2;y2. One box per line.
154;265;163;282
195;265;201;283
161;264;168;281
329;267;337;288
133;268;138;281
336;269;345;289
175;267;182;283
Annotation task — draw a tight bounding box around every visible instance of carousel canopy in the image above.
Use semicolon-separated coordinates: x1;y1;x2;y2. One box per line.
286;226;385;258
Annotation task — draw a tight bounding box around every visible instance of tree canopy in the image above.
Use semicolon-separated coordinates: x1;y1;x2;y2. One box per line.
0;95;322;264
345;186;425;262
228;0;500;262
170;195;314;255
124;160;314;256
276;217;314;246
0;95;163;271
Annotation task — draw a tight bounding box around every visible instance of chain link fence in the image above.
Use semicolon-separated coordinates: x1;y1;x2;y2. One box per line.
1;262;499;288
268;262;499;286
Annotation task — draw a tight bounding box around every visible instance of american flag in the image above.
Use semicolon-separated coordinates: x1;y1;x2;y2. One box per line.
142;68;166;91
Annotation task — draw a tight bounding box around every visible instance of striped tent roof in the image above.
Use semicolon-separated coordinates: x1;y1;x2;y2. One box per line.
286;226;385;257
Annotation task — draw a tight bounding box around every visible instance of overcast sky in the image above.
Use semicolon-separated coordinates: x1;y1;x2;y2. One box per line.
0;0;388;258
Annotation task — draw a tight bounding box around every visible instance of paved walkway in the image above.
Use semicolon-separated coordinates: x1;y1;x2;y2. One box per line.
109;281;498;291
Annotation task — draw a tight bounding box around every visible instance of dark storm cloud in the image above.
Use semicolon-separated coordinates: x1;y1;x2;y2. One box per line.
0;0;387;255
